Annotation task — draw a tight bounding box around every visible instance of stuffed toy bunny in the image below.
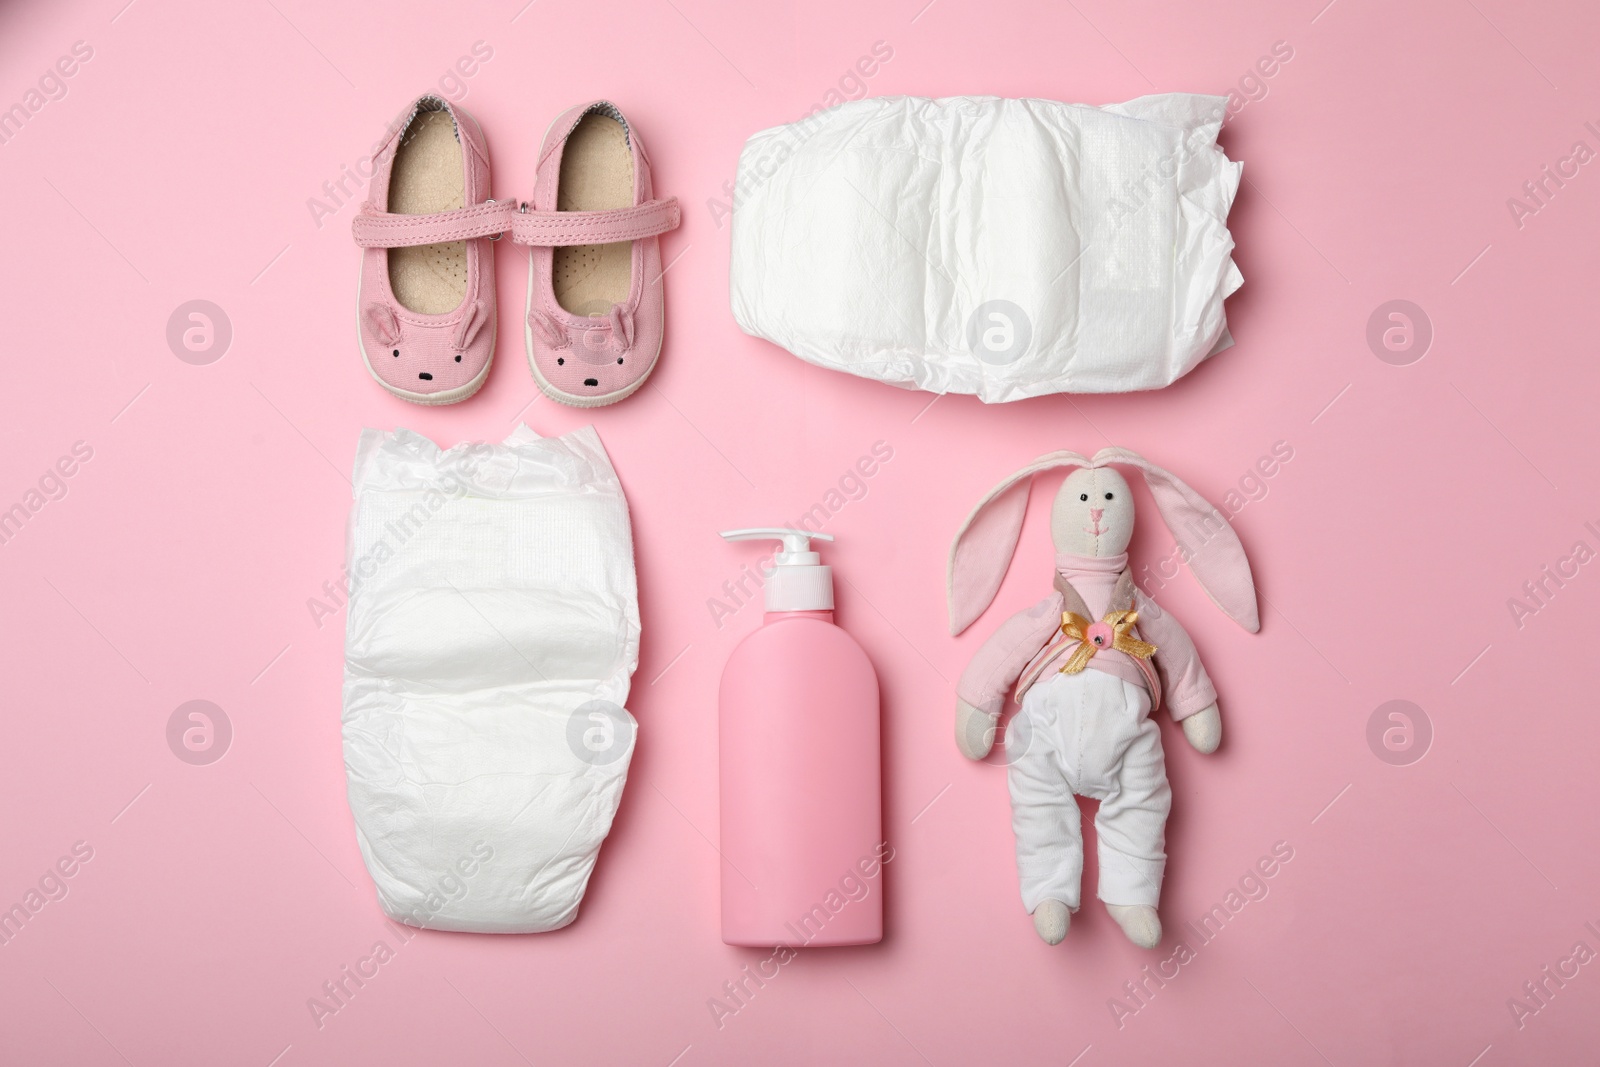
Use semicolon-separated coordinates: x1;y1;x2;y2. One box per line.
947;447;1258;949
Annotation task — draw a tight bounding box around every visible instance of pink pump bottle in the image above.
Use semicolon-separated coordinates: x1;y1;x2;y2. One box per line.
717;529;883;948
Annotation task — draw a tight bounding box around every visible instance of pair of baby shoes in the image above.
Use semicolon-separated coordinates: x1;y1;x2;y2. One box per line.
352;96;679;407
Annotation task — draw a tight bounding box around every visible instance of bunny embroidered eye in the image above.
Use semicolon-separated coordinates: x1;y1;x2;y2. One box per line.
1105;492;1114;500
1079;493;1088;501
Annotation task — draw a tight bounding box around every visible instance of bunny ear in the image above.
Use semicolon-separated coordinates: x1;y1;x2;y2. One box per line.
365;303;401;347
453;300;488;351
1093;446;1260;633
948;451;1092;635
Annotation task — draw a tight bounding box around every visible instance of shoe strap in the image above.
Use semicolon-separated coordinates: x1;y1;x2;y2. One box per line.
510;197;681;247
351;200;513;248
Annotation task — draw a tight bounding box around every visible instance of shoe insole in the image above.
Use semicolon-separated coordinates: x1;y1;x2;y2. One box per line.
388;109;467;316
554;114;634;317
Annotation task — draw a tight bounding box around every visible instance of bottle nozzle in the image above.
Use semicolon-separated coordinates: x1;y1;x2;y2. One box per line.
719;528;835;567
719;528;836;612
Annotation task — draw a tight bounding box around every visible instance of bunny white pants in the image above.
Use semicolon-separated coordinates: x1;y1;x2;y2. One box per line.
1007;668;1171;912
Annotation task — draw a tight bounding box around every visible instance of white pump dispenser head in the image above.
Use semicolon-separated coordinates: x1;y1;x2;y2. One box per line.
720;528;836;612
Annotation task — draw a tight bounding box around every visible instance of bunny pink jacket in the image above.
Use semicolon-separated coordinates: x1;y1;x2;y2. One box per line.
956;552;1218;722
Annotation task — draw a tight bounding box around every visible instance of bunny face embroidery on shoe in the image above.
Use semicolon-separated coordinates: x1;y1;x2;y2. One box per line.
364;299;492;400
529;305;638;396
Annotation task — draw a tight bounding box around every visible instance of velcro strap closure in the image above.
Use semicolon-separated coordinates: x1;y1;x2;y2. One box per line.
510;198;681;247
352;201;513;248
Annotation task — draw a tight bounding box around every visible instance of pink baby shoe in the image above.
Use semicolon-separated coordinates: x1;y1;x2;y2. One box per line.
352;95;502;405
514;101;680;407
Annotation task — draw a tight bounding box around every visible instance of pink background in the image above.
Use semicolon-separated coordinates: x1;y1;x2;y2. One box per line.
3;0;1598;1063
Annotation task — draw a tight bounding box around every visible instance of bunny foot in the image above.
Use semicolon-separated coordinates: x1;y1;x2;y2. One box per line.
1032;900;1071;945
1106;904;1162;949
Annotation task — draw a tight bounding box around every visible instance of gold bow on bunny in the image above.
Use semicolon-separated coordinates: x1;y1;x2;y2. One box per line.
1058;609;1157;674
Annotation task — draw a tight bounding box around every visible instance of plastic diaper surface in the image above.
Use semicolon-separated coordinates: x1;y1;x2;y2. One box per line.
342;424;639;933
730;94;1244;402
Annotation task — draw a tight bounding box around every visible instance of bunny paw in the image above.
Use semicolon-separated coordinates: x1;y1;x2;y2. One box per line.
955;699;998;760
1181;704;1222;753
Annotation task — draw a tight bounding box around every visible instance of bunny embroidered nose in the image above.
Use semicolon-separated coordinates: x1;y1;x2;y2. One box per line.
1089;508;1105;523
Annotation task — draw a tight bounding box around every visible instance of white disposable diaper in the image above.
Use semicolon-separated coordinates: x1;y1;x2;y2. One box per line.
730;94;1244;401
342;424;639;933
